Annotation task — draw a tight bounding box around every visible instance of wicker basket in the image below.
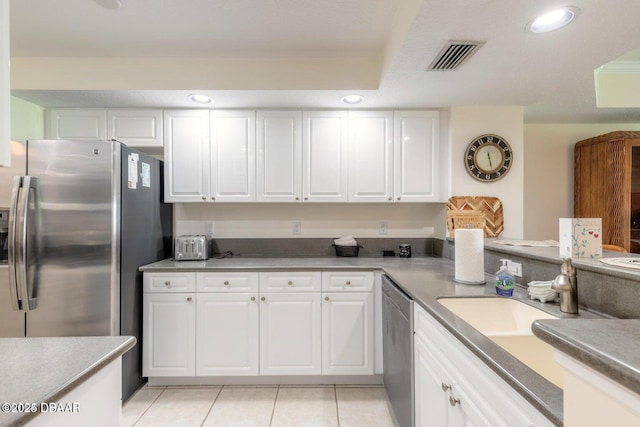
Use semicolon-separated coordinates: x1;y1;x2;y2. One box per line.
333;244;362;257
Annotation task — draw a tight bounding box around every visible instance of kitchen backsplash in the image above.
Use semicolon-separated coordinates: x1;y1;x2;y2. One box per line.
206;237;441;258
174;203;448;239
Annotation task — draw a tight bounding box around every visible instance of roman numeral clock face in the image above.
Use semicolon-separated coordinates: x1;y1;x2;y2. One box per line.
464;134;513;182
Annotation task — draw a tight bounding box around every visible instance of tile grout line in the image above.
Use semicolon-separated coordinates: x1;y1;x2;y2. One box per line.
199;385;224;427
334;384;341;427
130;385;167;427
268;385;280;427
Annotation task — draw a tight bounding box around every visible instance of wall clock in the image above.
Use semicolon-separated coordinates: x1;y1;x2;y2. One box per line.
464;134;513;182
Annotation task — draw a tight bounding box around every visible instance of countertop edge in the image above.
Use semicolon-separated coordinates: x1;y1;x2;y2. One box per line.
532;320;640;396
9;336;136;427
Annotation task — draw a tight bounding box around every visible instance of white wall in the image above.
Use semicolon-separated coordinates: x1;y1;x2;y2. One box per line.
523;123;640;241
449;106;525;239
174;203;447;239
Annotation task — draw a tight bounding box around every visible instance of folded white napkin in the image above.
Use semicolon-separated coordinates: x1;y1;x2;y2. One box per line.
334;235;358;246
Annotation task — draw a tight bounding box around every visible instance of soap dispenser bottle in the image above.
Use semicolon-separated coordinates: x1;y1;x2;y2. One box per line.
495;259;515;296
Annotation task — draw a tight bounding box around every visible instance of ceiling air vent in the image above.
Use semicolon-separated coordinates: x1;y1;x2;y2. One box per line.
426;41;485;71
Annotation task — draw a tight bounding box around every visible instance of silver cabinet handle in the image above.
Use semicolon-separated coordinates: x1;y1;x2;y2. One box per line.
251;296;256;301
261;296;266;301
449;396;460;407
212;197;216;201
388;197;392;201
304;197;308;200
187;297;192;302
345;281;351;285
287;281;293;286
397;197;401;201
224;281;229;286
441;383;451;392
295;197;299;200
324;296;329;301
201;196;206;200
165;281;171;287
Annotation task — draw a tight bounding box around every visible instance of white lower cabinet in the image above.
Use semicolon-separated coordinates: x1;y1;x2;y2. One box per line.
322;292;374;375
143;270;378;380
142;292;196;377
196;292;259;376
414;304;553;427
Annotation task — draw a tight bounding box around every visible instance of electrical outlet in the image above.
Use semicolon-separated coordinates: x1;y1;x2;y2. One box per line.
506;260;523;277
204;222;214;236
292;221;301;235
379;221;388;234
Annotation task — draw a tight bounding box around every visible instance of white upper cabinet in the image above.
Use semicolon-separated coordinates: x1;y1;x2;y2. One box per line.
0;0;9;166
393;111;440;202
107;109;163;148
163;110;210;202
256;110;302;202
210;110;256;202
348;111;394;202
302;111;349;202
45;109;107;140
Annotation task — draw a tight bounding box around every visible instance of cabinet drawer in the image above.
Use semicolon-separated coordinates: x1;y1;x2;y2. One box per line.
197;272;259;292
143;272;196;293
259;271;321;292
322;271;374;292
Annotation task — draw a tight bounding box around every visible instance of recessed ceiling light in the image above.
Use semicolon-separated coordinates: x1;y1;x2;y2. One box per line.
188;94;214;104
341;95;364;105
527;7;579;33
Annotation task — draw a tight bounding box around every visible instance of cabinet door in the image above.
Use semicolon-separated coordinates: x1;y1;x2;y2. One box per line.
322;292;374;375
256;110;302;202
163;110;210;202
210;110;256;202
414;336;450;427
259;293;322;375
107;109;163;148
393;111;440;202
348;111;393;202
196;293;259;376
142;293;195;377
45;109;107;140
302;111;348;202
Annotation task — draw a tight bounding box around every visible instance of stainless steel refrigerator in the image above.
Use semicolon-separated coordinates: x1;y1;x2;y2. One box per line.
0;139;173;401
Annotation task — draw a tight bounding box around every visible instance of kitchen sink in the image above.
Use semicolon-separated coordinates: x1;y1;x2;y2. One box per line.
438;297;563;388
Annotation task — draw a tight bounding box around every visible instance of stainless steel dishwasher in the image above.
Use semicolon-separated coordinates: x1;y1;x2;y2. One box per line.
382;274;414;427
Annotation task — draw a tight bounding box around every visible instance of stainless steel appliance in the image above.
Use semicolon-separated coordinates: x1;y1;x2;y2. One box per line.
174;235;210;260
0;139;173;401
382;274;414;427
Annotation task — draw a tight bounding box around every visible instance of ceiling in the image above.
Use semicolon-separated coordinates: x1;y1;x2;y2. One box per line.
9;0;640;123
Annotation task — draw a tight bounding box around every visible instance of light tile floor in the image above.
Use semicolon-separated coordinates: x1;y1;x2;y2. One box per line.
122;384;395;427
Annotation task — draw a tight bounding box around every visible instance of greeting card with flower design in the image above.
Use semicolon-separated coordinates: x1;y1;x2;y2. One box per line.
559;218;602;259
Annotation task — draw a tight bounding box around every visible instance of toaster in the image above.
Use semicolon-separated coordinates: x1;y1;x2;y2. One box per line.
174;235;211;261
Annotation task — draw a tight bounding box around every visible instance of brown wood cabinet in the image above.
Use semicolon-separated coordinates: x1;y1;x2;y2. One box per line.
574;131;640;253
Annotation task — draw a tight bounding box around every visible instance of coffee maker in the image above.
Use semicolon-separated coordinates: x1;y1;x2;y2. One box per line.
0;208;8;263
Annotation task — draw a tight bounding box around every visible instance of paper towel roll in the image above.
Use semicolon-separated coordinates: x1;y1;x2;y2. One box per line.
454;228;485;284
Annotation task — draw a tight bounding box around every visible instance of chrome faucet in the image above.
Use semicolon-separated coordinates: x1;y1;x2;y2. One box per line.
552;257;578;314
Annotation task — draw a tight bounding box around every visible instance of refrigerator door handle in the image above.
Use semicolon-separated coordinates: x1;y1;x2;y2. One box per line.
15;176;37;311
7;176;22;311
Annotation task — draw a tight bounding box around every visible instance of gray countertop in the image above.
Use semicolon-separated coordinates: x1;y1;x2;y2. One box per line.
0;336;136;426
532;319;640;396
